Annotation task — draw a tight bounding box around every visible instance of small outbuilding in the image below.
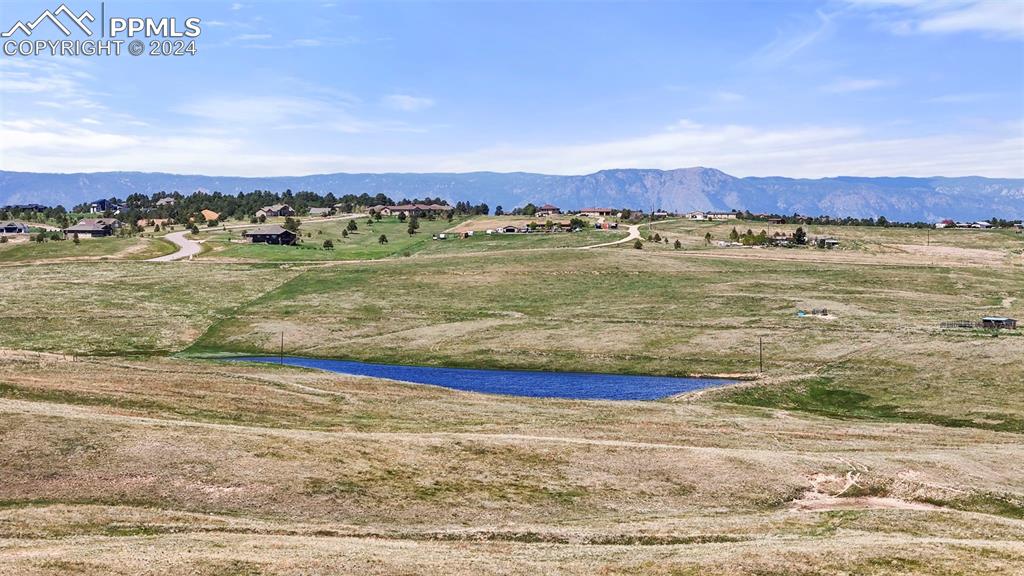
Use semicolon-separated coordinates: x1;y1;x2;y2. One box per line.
242;225;297;245
981;317;1017;330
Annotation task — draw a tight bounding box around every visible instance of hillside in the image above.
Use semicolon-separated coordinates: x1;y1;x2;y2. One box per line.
2;168;1022;221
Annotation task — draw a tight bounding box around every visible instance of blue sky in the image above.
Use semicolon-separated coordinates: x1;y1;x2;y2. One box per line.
1;0;1022;177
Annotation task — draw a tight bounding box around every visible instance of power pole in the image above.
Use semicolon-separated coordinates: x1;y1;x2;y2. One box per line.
758;336;764;374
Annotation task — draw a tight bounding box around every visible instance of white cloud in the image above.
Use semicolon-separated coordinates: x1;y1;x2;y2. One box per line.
848;1;1024;38
821;78;888;93
3;115;1021;178
714;91;745;103
231;3;246;11
233;33;271;41
925;92;997;103
382;94;435;112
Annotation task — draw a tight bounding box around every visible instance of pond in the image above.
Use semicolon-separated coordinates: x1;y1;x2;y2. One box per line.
230;356;737;400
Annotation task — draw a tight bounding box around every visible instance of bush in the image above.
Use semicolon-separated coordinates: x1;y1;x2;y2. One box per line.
633;239;643;250
322;239;334;250
674;239;681;249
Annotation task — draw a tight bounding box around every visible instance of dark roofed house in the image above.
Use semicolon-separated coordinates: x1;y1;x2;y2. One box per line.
981;317;1017;330
63;218;120;237
1;221;30;234
243;225;297;245
89;199;122;214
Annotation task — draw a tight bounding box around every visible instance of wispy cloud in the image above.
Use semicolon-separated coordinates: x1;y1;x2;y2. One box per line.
713;91;745;103
751;10;837;67
847;1;1024;39
821;78;888;93
382;94;435;112
925;92;998;104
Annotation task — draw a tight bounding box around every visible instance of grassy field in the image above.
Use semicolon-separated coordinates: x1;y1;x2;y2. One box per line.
195;215;458;261
0;224;1022;574
0;236;176;263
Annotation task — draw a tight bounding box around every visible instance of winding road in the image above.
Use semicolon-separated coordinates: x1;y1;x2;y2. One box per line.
579;224;640;249
148;214;365;262
149;230;203;262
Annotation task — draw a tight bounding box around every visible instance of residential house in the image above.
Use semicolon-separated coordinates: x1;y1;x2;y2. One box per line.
89;199;122;214
382;203;451;217
256;204;295;219
200;209;220;222
309;207;333;217
242;225;297;245
685;211;707;220
535;204;561;217
63;218;121;237
155;197;176;207
579;207;614;218
0;221;30;234
706;211;738;220
652;210;671;219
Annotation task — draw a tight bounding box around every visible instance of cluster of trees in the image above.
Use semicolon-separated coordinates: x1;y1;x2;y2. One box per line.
65;190;476;229
1;206;70;228
726;226;808;246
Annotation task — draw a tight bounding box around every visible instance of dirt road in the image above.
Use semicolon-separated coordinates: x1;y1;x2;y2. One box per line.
579;224;640;249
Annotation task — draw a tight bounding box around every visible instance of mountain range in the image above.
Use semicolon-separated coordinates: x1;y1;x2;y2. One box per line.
2;168;1022;222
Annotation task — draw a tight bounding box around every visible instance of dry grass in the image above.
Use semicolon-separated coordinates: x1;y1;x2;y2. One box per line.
0;225;1022;574
1;354;1023;574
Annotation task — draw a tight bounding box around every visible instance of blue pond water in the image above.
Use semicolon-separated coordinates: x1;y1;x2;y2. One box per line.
231;356;735;400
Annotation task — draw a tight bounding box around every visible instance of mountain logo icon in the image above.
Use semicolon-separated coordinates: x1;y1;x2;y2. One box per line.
2;3;95;38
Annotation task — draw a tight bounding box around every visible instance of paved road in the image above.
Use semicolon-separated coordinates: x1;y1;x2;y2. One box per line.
148;214;365;262
149;230;202;262
579;225;640;249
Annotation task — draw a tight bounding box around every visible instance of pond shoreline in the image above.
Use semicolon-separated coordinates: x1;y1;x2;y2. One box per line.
225;355;740;401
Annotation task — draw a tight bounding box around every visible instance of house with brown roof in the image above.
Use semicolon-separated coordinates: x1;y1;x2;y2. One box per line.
255;204;295;219
535;204;561;217
200;209;220;222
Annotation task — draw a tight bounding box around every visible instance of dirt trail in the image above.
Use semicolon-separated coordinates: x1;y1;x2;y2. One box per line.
579;225;640;249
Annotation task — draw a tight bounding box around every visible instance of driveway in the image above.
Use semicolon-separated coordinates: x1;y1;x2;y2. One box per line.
579;224;640;249
148;213;365;262
149;230;202;262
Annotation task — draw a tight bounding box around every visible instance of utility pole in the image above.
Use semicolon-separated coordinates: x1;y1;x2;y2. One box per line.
758;336;764;374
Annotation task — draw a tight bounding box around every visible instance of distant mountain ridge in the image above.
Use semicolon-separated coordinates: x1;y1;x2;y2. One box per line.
2;167;1022;221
